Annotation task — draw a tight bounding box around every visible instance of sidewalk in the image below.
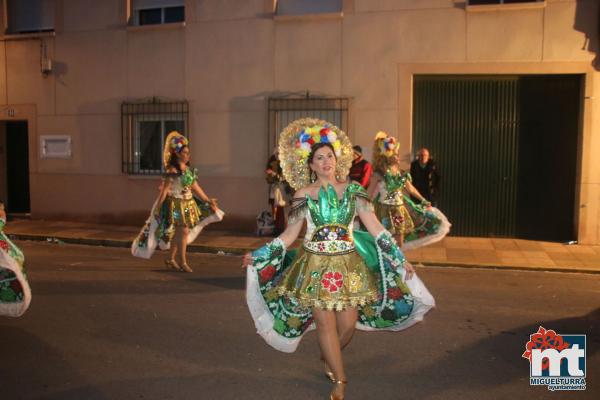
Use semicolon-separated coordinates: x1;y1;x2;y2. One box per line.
4;219;600;274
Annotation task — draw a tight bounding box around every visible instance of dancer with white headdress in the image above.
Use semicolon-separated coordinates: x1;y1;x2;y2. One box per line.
243;119;435;400
370;131;450;250
132;131;224;272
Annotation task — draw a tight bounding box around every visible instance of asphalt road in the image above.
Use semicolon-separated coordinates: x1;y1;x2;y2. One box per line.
1;241;598;400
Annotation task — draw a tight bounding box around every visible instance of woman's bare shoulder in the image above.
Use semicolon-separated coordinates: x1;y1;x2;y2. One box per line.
294;184;319;199
293;187;309;198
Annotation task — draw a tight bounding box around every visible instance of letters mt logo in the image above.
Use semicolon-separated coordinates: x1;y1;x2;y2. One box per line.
522;326;586;391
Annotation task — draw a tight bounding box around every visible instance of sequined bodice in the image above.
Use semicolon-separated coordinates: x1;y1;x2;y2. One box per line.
304;212;356;255
376;171;410;206
168;168;197;200
301;184;369;255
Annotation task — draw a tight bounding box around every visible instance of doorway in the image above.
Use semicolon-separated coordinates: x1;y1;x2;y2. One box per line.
0;121;31;214
412;75;581;241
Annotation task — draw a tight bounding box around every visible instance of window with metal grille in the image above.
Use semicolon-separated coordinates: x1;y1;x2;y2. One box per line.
7;0;55;34
276;0;342;16
131;0;184;26
122;98;189;175
268;93;349;152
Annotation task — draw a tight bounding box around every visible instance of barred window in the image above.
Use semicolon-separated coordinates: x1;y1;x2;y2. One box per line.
122;98;189;175
276;0;342;16
7;0;55;34
268;93;349;151
131;0;185;26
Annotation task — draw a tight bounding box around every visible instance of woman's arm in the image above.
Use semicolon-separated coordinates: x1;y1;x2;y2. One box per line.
358;207;415;279
242;189;310;267
156;177;172;206
367;174;381;200
404;180;430;206
242;215;303;267
191;179;219;212
191;181;212;203
357;207;386;238
277;213;304;248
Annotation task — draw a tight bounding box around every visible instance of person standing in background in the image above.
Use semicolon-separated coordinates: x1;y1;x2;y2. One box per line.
348;145;373;189
266;148;289;235
410;148;440;207
131;132;224;272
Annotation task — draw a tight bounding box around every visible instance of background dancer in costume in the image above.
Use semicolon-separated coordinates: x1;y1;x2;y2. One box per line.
243;119;434;400
0;201;31;317
265;147;290;235
369;132;450;250
132;132;224;272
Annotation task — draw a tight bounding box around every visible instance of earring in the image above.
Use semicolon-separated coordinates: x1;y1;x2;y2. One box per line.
310;171;316;183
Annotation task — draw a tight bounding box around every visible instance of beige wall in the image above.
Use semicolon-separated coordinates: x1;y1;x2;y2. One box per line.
0;0;598;240
0;122;6;204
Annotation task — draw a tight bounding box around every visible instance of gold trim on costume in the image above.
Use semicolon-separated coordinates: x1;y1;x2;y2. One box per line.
275;250;379;312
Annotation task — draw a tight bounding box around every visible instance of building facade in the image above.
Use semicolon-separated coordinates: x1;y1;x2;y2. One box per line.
0;0;598;243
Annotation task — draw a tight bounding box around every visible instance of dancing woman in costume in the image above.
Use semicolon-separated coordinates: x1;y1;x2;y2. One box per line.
132;132;224;272
243;119;435;400
0;201;31;317
369;132;450;250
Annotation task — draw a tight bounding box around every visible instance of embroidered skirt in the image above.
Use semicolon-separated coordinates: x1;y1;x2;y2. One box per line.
276;249;379;311
164;196;205;228
375;202;415;236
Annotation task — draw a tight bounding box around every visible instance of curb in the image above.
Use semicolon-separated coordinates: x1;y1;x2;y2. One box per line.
415;261;600;275
6;233;252;255
7;233;600;275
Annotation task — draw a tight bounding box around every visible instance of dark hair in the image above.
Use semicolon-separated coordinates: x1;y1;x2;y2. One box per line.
352;145;362;154
308;142;336;165
168;146;189;175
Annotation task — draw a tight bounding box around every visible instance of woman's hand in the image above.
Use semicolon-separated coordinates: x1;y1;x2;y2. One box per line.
153;203;162;218
241;252;254;269
209;199;218;213
403;261;415;280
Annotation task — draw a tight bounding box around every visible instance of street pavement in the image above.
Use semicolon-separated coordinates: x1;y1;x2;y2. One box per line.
1;241;598;400
6;218;600;274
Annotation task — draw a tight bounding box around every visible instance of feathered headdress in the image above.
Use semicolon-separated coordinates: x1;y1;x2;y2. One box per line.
163;131;189;169
279;118;353;190
374;131;399;158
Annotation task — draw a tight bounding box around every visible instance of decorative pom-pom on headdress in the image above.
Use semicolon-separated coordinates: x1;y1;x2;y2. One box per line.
294;124;343;160
170;135;188;153
372;131;401;175
279;118;353;190
163;131;189;169
374;131;399;158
